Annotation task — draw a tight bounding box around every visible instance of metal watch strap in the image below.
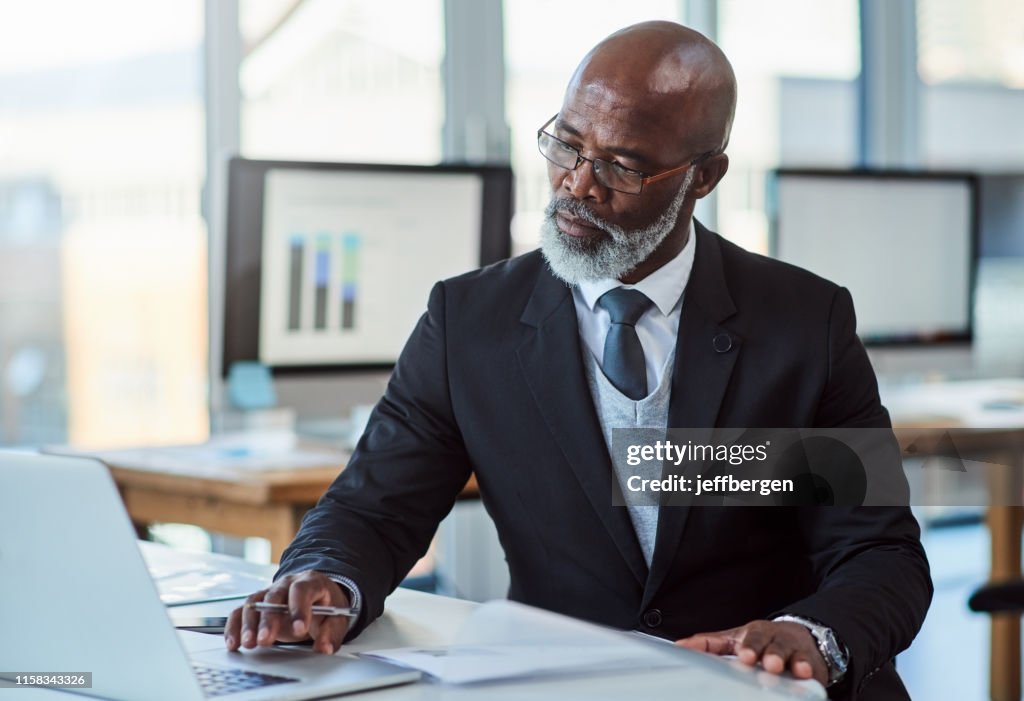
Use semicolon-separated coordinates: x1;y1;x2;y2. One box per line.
316;572;363;616
773;614;849;687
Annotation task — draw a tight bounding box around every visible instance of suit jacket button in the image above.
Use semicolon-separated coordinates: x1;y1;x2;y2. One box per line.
713;333;733;353
643;609;663;628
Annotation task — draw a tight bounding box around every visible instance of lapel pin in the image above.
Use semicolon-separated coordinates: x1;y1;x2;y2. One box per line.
712;333;733;353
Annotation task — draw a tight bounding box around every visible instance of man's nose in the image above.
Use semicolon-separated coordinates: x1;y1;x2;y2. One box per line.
562;158;609;203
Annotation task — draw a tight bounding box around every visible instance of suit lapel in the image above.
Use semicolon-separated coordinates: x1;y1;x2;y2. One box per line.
643;223;743;606
516;266;648;587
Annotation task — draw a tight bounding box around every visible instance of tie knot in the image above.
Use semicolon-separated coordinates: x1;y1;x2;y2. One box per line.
597;288;652;326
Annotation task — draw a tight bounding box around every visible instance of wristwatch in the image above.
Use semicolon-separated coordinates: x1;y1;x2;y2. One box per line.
773;615;849;687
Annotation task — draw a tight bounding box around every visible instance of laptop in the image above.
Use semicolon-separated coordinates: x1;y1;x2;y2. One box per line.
0;453;421;700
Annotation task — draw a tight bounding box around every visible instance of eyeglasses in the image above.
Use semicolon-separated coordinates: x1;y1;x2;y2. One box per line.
537;114;717;195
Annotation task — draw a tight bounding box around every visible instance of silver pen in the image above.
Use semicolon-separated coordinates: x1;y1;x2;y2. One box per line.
244;601;359;618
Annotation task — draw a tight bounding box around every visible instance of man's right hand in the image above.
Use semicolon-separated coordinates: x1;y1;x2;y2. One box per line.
224;571;350;655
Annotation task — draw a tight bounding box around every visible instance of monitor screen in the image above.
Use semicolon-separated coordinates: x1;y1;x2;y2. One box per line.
977;174;1024;258
770;170;977;345
223;158;513;374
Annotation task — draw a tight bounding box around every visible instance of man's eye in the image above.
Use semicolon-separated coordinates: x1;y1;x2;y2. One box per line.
611;162;643;177
556;141;577;154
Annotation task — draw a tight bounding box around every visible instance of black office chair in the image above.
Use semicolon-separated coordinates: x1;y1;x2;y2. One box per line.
968;580;1024;613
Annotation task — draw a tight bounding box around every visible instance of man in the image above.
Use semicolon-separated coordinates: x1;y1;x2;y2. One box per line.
225;21;931;700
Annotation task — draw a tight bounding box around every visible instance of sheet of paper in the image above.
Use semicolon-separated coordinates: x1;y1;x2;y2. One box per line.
140;541;273;606
363;601;826;699
361;600;683;684
153;568;271;606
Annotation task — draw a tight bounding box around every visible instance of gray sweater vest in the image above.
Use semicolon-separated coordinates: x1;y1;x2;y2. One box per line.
583;347;674;566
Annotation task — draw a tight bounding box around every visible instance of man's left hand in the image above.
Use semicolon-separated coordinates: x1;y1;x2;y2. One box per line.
676;620;828;686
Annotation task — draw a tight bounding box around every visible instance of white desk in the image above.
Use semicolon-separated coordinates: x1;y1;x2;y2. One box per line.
10;543;823;700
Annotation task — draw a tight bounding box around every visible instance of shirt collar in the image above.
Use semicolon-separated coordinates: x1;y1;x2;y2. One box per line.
577;218;696;316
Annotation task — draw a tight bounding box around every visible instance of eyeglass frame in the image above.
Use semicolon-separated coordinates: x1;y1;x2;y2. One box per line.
536;113;721;195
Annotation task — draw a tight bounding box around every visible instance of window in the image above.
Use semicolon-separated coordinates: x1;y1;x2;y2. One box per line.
716;0;861;253
0;0;208;448
240;0;445;163
916;0;1024;168
503;0;688;253
917;0;1024;88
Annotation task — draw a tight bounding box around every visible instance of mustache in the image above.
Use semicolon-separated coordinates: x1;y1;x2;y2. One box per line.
544;197;615;236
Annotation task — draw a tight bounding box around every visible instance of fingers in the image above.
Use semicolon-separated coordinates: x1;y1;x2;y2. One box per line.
257;584;290;646
759;622;828;685
225;605;243;651
676;629;742;656
735;623;773;666
677;621;828;686
234;588;269;649
301;574;350;655
760;637;792;674
286;575;332;639
223;572;351;655
788;651;819;680
227;578;296;651
309;614;350;655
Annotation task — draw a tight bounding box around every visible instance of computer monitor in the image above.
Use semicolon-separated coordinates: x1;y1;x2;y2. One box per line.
977;174;1024;258
769;169;978;346
223;158;513;375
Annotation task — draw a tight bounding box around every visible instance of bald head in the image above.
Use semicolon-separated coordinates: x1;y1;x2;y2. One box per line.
566;21;737;153
542;22;737;284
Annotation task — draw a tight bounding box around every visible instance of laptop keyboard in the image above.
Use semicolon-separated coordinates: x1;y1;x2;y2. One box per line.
193;663;299;697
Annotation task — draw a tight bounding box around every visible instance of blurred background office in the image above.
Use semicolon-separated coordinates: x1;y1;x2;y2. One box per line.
1;1;1023;699
5;0;1024;450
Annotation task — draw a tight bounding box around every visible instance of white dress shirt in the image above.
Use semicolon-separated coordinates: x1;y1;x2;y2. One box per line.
572;220;696;394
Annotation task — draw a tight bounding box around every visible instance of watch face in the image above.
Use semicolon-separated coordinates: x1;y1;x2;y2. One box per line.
826;632;848;666
820;629;849;683
829;648;849;674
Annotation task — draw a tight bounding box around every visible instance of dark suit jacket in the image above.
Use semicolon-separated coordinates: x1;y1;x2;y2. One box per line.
278;222;932;700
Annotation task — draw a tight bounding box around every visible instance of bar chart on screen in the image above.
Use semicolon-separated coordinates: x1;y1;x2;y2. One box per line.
341;231;361;330
257;168;482;366
284;231;364;335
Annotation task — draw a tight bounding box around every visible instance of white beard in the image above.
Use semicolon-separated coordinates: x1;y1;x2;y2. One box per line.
540;168;694;285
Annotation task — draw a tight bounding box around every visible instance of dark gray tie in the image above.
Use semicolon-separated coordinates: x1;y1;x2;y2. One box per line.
597;288;653;400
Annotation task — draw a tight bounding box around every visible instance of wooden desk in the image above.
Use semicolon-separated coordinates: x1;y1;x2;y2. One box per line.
113;461;341;561
885;378;1024;701
58;441;478;562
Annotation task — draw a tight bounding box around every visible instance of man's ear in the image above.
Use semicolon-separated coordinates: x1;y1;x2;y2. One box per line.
691;153;729;200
